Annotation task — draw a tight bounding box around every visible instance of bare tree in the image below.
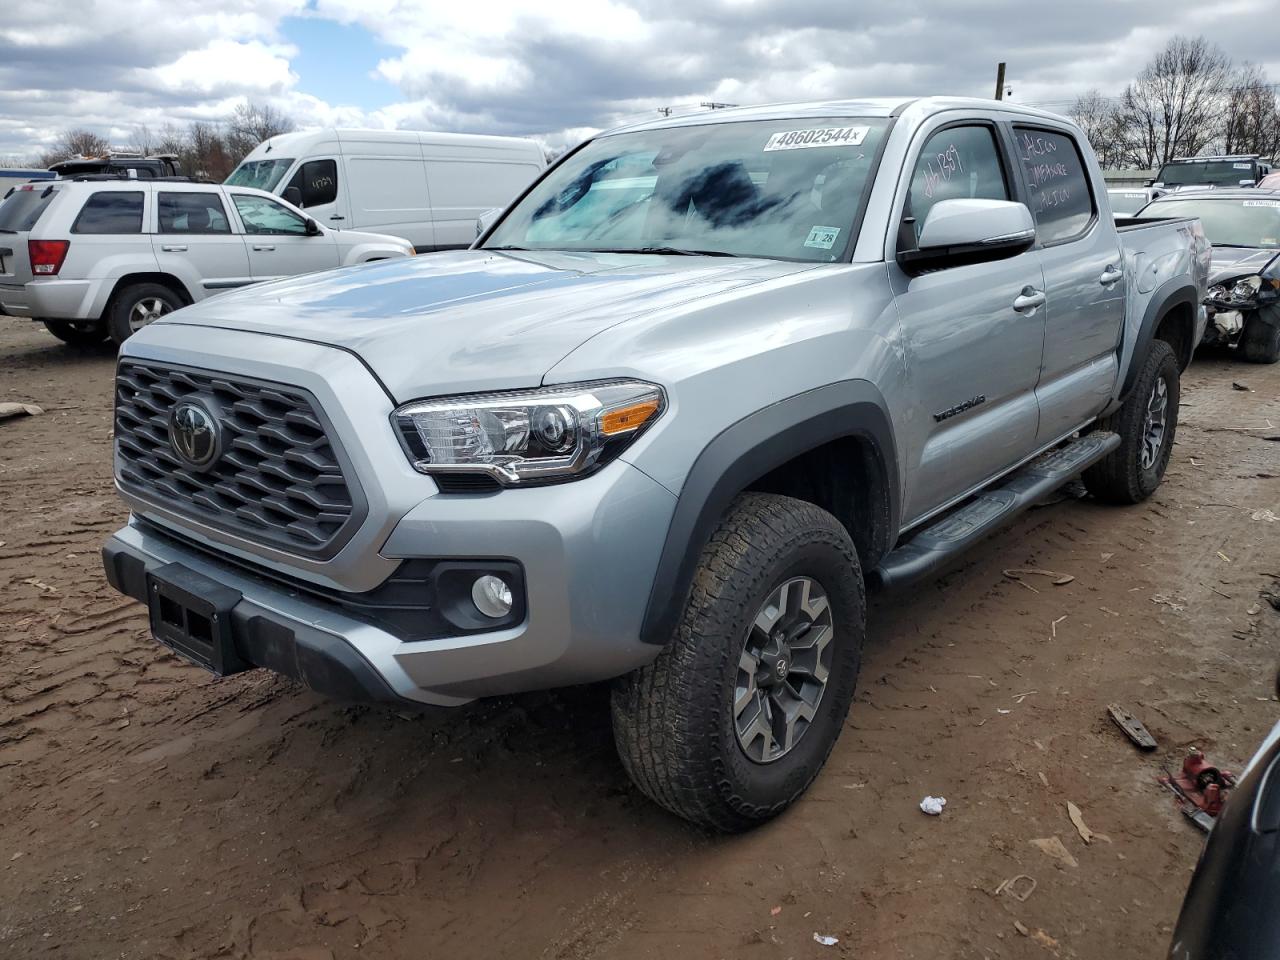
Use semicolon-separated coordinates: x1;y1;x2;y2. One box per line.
1221;63;1280;160
1068;90;1129;168
1116;35;1234;167
40;128;112;166
226;101;295;159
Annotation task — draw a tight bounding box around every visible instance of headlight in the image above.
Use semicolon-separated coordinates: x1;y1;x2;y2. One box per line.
394;380;665;485
1230;275;1262;302
1207;283;1227;301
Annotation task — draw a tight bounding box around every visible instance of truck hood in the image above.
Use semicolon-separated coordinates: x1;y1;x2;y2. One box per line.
158;249;813;401
1209;247;1280;285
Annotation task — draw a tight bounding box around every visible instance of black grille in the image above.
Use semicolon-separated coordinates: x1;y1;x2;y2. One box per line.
114;361;361;557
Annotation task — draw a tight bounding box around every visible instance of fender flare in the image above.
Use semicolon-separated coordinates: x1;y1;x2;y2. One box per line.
1120;277;1200;400
637;379;899;646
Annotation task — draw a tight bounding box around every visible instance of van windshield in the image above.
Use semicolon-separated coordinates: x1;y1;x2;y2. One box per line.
225;158;295;191
482;118;890;262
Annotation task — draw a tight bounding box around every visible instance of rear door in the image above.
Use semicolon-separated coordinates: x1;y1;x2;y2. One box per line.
1011;124;1126;442
0;184;61;298
888;119;1048;525
152;188;252;297
227;191;339;281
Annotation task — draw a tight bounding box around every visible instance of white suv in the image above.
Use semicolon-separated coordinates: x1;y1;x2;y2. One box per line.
0;179;414;345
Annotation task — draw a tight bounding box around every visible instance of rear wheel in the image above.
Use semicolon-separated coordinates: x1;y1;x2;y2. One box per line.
1082;339;1179;504
106;283;183;346
42;318;108;346
1240;313;1280;364
612;493;865;832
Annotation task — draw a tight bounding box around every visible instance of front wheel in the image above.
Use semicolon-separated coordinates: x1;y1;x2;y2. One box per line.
612;493;865;832
42;318;108;346
106;283;183;346
1082;339;1179;504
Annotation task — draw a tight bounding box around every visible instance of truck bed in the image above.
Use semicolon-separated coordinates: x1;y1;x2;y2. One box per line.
1114;215;1198;232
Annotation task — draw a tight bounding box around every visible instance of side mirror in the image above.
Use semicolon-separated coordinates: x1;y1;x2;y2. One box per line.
475;207;502;240
283;186;303;207
304;218;321;236
900;199;1035;270
1144;178;1156;187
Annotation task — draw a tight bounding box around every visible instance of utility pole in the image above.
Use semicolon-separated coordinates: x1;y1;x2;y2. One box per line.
994;62;1007;101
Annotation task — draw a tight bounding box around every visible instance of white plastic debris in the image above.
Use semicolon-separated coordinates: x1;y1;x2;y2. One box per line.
813;933;839;946
920;795;947;816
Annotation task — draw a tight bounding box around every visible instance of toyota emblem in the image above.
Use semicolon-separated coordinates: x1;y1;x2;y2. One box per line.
169;401;221;469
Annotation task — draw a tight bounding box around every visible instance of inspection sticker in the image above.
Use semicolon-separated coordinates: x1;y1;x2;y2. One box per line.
1243;199;1280;207
765;126;868;151
804;225;842;249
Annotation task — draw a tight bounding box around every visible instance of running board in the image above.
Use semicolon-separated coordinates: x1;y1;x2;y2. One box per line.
870;431;1121;591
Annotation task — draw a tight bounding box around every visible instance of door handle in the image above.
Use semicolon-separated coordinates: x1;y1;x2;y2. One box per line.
1012;287;1046;312
329;215;345;221
161;244;188;252
252;244;276;252
1099;264;1123;286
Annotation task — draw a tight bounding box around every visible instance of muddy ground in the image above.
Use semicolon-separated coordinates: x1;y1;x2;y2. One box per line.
1;320;1277;960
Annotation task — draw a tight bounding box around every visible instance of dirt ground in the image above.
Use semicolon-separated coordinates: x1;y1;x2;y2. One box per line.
0;319;1277;960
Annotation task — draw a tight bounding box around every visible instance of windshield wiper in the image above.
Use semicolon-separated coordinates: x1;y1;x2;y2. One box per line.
484;245;532;252
1210;243;1259;249
587;246;743;258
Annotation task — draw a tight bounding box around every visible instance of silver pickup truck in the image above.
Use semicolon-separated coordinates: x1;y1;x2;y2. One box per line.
102;97;1209;831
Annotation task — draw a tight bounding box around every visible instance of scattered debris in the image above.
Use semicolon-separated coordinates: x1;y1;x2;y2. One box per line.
920;795;947;816
21;577;56;595
770;906;782;917
1159;749;1236;833
1217;551;1232;563
1014;920;1030;937
1108;704;1157;751
1100;606;1121;617
997;708;1012;715
1013;691;1037;704
1030;836;1079;868
1004;567;1075;586
1100;552;1114;562
813;933;839;946
1151;592;1187;612
994;874;1037;902
0;402;44;421
1031;928;1061;951
1232;381;1252;391
1248;603;1262;616
1051;615;1067;638
1252;509;1278;523
1038;772;1050;787
1066;801;1110;845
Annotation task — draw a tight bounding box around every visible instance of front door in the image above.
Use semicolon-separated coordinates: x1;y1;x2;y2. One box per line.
888;120;1048;526
228;191;340;281
283;157;349;230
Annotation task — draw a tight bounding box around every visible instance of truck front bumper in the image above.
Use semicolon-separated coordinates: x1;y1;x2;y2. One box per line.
103;456;678;708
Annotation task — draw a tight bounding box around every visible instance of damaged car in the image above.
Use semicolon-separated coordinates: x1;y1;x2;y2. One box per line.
1135;190;1280;363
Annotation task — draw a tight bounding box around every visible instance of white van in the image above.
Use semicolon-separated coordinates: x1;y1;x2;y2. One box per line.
224;129;546;252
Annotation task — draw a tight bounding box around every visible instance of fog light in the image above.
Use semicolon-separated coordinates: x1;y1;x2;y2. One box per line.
471;575;513;618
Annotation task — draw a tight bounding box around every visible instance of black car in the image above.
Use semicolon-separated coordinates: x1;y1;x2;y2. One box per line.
1134;190;1280;363
1169;716;1280;958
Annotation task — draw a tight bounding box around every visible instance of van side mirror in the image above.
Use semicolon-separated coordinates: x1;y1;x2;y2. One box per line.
1144;178;1156;187
475;207;502;241
899;199;1035;271
304;218;321;236
284;186;303;207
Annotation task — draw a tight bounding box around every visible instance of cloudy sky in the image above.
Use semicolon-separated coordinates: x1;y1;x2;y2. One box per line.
3;0;1279;162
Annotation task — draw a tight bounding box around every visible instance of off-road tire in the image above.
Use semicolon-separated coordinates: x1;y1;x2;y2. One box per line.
1083;339;1179;504
42;318;108;346
612;493;865;832
106;283;183;346
1240;313;1280;364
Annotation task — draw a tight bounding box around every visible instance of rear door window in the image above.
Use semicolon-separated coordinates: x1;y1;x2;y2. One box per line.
1013;127;1095;245
158;192;231;234
0;187;58;232
72;191;145;234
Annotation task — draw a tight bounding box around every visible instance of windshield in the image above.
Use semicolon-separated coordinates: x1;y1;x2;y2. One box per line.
483;118;890;262
225;158;295;192
1156;160;1257;187
1136;197;1280;248
1108;190;1151;215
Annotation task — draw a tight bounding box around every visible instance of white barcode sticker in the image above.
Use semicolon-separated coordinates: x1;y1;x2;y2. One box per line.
765;126;868;152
